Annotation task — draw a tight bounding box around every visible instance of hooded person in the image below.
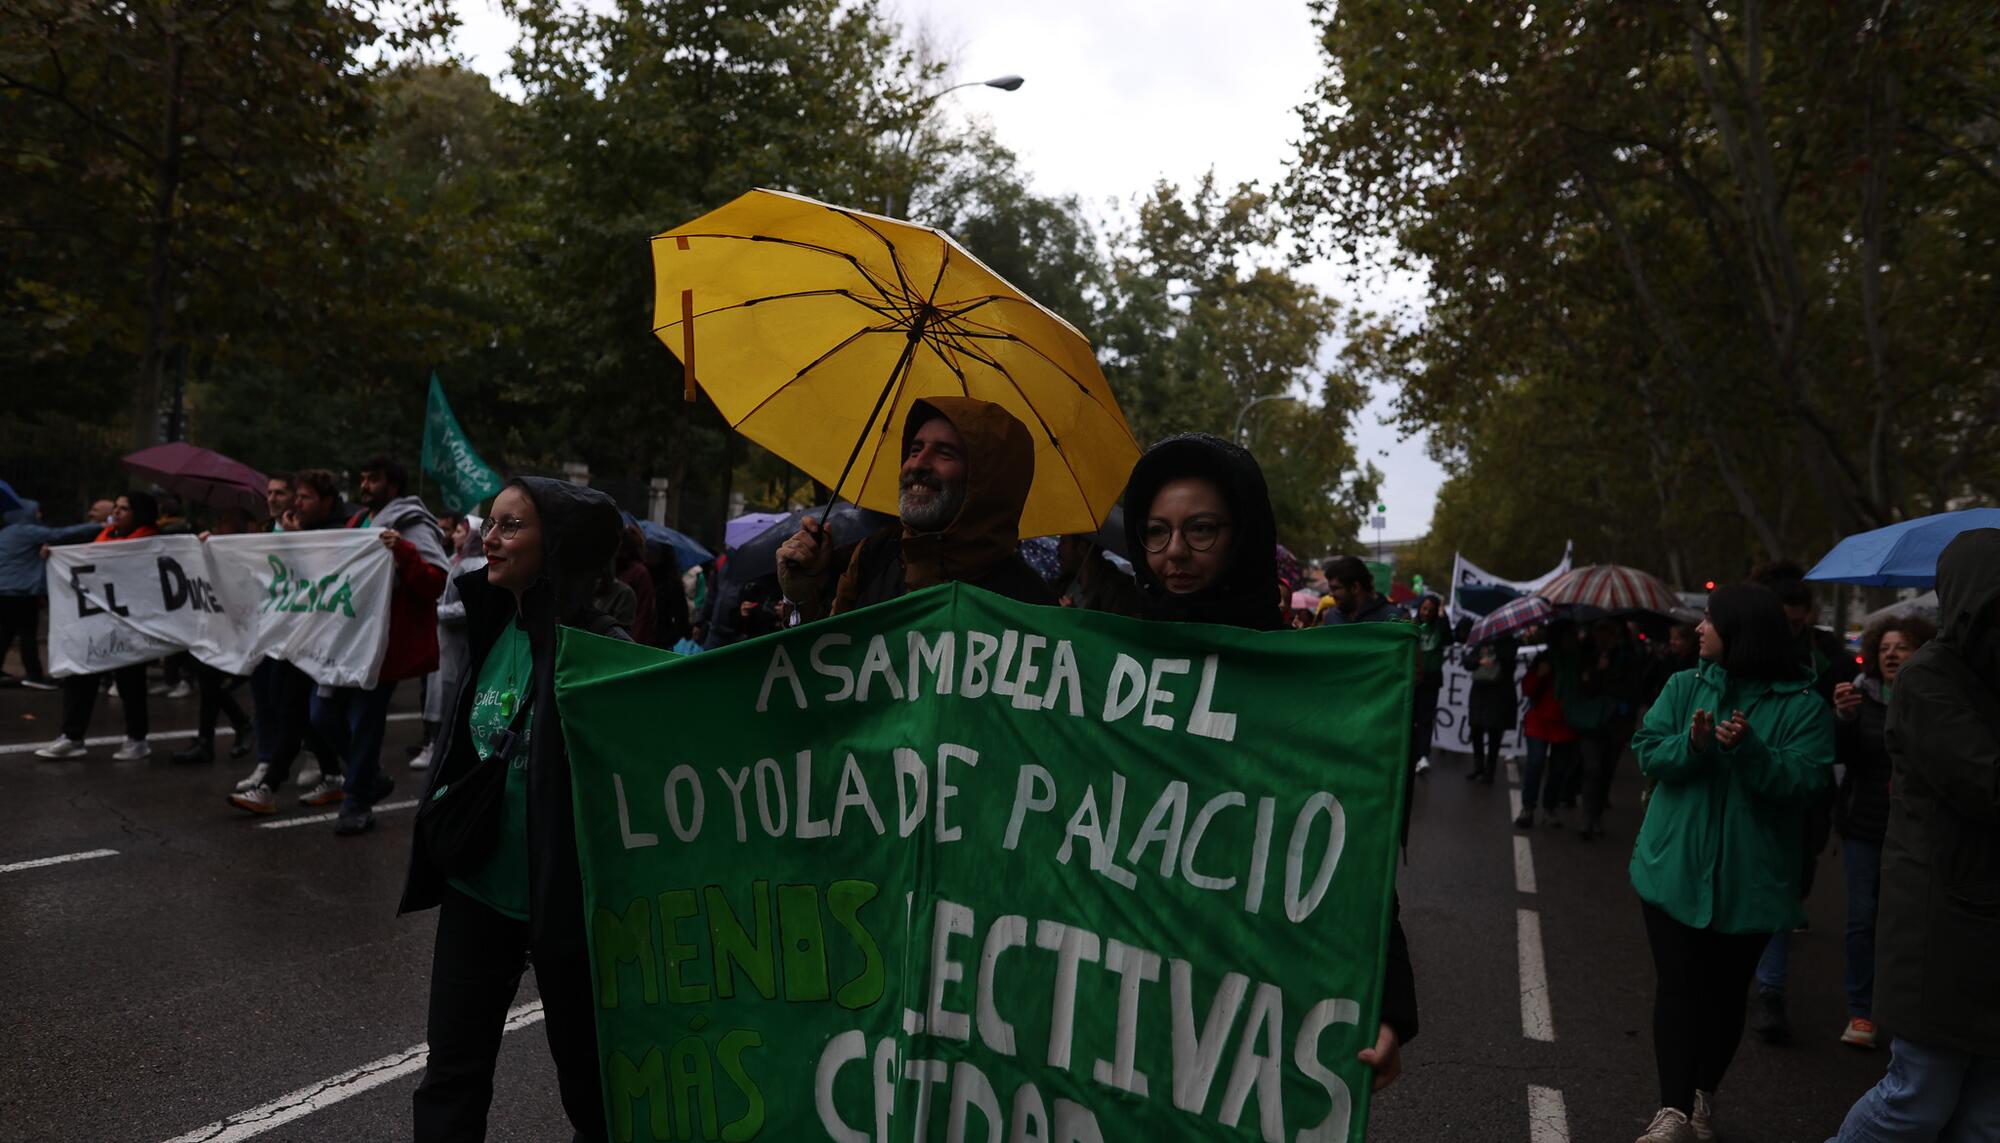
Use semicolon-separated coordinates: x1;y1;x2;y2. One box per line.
1120;433;1419;1091
776;397;1054;618
1828;528;2000;1142
400;476;627;1142
1;498;99;690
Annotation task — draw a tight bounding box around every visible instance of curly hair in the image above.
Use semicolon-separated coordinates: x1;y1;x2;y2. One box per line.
1861;614;1937;679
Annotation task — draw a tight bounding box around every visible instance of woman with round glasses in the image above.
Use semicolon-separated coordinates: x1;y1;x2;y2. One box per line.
1120;432;1419;1090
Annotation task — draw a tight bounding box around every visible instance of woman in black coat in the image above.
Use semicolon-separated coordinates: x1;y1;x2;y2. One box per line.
1123;432;1419;1090
400;476;628;1141
1465;635;1520;783
1828;613;1934;1050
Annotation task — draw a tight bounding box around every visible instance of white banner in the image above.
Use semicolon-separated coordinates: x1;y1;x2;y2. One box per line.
45;532;395;688
1430;643;1541;759
1448;543;1573;622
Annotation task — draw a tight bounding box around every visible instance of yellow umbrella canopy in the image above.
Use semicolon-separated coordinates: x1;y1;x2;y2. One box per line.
651;188;1139;538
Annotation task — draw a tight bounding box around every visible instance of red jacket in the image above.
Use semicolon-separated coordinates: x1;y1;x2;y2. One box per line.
346;510;447;684
1521;666;1577;743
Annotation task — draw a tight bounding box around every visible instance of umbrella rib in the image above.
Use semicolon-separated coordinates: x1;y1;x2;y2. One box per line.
929;337;1094;518
657;232;911;317
650;289;904;336
728;324;900;425
929;323;1140;451
828;208;919;313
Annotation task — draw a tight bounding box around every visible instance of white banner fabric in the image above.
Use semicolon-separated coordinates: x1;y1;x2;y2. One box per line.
1430;643;1542;759
45;532;395;688
1448;542;1574;621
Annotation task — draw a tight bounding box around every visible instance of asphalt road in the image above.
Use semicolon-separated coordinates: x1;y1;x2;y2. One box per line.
2;665;1882;1142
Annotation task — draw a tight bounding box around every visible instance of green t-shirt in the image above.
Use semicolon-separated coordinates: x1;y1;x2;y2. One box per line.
448;622;534;921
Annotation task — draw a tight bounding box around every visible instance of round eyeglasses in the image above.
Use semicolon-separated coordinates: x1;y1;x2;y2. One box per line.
1140;518;1229;553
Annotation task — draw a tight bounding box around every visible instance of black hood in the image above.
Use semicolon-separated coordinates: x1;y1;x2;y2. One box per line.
509;476;623;629
1121;433;1281;631
1934;527;2000;683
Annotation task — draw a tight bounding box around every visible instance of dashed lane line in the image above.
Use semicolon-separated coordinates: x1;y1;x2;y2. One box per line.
255;798;420;830
1527;1084;1571;1143
1517;906;1556;1042
1513;835;1538;894
159;1001;544;1143
0;847;119;875
1;712;421;756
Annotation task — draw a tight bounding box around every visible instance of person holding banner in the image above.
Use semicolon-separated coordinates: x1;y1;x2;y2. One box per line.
1122;432;1419;1092
1;498;99;690
313;457;447;836
1628;583;1833;1143
35;492;161;760
401;476;627;1141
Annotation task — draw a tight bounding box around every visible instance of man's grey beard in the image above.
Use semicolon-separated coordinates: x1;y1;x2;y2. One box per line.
899;474;967;532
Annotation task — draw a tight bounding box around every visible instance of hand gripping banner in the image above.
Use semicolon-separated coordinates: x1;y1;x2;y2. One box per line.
44;532;395;688
556;583;1413;1143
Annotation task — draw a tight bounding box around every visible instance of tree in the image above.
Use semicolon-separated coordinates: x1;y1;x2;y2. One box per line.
1291;1;2000;582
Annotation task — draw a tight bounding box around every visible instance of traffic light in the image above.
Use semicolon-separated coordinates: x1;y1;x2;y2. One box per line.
1703;579;1716;591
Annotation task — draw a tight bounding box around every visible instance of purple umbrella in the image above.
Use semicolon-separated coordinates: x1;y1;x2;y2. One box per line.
122;442;269;519
724;510;791;550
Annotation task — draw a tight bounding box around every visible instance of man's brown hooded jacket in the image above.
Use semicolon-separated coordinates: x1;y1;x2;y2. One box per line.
829;397;1054;614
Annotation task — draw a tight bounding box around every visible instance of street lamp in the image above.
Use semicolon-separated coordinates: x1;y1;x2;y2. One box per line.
1234;393;1296;444
885;75;1024;218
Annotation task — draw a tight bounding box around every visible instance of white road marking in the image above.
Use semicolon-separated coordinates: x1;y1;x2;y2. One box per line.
1507;760;1521;785
1518;907;1555;1042
0;847;119;875
1513;835;1538;894
1509;785;1523;819
2;712;420;756
256;799;420;830
1527;1084;1570;1143
159;1001;545;1143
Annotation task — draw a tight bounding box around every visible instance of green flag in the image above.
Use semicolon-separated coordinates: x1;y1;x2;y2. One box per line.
420;373;503;513
557;584;1412;1143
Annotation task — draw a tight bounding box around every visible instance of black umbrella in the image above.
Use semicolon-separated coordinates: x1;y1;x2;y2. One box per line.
720;501;896;591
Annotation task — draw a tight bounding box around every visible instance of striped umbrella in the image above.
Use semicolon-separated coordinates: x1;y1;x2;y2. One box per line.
1536;564;1682;613
1468;594;1555;645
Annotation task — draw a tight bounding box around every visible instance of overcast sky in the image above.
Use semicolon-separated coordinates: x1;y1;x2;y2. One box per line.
444;0;1446;538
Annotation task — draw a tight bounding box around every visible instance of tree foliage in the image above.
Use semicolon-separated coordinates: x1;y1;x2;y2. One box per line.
1292;0;2000;586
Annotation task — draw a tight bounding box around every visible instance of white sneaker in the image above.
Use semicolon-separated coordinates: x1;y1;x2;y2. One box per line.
409;745;433;771
234;762;271;793
165;681;193;699
297;765;321;788
35;736;87;759
146;681;171;695
1690;1091;1716;1142
1635;1107;1693;1143
1414;757;1432;775
112;739;151;761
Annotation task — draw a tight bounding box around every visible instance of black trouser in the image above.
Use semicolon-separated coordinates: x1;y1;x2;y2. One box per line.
1642;902;1770;1113
251;659;335;784
1468;726;1503;777
1411;676;1442;764
1580;718;1634;825
193;661;248;743
414;889;607;1141
60;664;147;741
0;595;45;680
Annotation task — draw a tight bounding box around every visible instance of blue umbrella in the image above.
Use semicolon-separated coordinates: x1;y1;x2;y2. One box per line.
0;478;21;514
1805;508;2000;587
633;518;713;571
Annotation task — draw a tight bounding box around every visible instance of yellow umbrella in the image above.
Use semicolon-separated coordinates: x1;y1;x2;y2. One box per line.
650;188;1139;538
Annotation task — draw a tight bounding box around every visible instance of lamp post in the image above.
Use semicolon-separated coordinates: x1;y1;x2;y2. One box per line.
1234;392;1295;444
885;75;1024;218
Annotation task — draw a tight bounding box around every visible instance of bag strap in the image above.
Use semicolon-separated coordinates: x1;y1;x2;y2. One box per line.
484;687;536;765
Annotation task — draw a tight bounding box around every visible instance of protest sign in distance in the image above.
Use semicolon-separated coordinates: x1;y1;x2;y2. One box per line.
44;532;394;688
556;584;1413;1143
1430;644;1540;760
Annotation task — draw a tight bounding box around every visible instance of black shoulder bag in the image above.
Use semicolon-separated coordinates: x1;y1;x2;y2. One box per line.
415;689;534;878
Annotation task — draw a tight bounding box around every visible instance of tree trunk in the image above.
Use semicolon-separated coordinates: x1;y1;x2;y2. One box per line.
133;28;186;450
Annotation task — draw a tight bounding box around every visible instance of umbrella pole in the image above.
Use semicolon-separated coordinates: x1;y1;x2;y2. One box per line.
820;321;926;528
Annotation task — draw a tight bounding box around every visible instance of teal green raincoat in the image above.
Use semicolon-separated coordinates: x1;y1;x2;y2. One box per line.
1628;660;1834;933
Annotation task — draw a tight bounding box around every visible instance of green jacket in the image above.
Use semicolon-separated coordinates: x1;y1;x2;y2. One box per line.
1628;660;1834;933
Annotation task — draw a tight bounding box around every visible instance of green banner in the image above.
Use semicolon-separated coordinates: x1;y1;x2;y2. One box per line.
556;584;1412;1143
420;373;504;514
